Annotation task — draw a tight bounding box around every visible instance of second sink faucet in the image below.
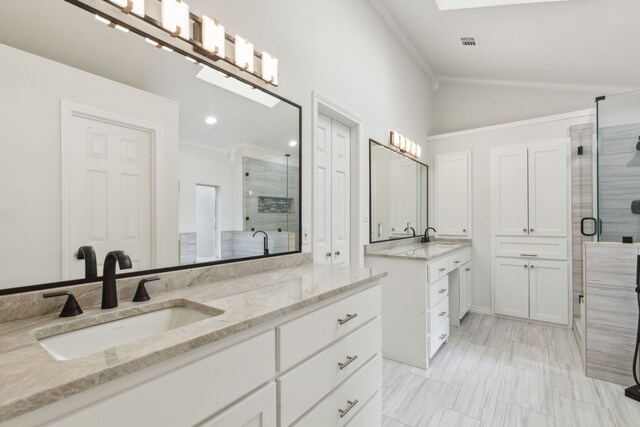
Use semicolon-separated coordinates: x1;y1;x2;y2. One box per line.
252;230;270;255
404;226;416;237
422;227;437;243
102;250;132;309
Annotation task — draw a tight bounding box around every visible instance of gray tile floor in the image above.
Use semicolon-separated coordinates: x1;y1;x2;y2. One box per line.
382;313;640;427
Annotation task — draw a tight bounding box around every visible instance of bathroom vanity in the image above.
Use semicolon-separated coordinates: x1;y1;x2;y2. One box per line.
364;240;472;369
0;260;385;426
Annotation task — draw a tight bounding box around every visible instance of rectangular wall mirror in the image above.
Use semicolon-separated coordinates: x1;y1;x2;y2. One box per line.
0;0;301;293
369;139;428;243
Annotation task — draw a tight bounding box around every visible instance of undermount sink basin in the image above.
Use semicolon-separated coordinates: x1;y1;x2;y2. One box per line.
37;305;222;361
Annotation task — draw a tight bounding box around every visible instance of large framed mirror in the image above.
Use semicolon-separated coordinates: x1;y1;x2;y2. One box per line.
369;139;428;243
0;0;301;294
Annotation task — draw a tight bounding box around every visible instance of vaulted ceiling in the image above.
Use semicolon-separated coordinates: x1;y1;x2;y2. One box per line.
371;0;640;91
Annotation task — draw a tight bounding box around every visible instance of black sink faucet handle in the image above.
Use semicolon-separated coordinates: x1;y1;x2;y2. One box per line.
43;291;83;317
133;276;161;302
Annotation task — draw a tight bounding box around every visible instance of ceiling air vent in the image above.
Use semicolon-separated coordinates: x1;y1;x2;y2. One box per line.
459;36;480;49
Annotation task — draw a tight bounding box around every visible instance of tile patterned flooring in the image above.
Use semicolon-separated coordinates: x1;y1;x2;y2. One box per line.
381;313;640;427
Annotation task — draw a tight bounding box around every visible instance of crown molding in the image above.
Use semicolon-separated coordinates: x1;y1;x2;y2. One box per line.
367;0;439;90
438;76;639;95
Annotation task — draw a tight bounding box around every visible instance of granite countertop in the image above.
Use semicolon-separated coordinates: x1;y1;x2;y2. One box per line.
0;263;386;422
365;241;471;261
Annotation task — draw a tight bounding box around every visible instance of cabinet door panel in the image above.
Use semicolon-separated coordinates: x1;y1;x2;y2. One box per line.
198;382;276;427
490;145;529;237
529;259;568;324
460;263;472;318
528;140;568;237
435;151;471;237
494;258;529;319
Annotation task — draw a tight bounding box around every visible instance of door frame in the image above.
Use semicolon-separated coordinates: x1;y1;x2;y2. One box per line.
60;100;162;279
312;92;362;267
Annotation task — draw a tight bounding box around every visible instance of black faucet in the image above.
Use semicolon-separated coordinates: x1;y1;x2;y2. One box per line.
76;246;97;279
404;226;416;237
252;230;269;255
422;227;437;243
102;251;132;309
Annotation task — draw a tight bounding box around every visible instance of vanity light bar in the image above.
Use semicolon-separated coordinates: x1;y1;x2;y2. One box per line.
390;131;422;158
98;0;278;86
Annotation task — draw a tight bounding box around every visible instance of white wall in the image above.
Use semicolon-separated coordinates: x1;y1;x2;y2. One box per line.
433;82;598;134
425;111;592;311
0;44;180;289
189;0;435;262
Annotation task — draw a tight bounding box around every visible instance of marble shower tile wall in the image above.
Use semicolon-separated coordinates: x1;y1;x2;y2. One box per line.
598;122;640;243
179;232;197;265
570;124;595;320
221;230;296;259
584;243;639;385
0;253;312;323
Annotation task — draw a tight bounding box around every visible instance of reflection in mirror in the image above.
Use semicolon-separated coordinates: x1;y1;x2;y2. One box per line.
369;139;428;243
0;0;301;291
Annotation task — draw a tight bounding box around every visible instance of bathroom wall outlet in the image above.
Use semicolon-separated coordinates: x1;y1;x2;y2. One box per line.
302;226;311;245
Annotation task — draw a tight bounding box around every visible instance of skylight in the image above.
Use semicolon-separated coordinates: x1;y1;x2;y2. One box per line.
434;0;571;10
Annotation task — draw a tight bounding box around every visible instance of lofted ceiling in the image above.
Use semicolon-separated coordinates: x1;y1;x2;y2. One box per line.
372;0;640;91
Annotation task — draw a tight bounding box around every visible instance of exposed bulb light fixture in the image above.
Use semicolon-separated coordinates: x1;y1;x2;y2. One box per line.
261;51;278;86
390;131;422;158
112;0;145;17
162;0;190;39
289;140;297;147
205;116;218;125
235;35;254;73
202;16;225;58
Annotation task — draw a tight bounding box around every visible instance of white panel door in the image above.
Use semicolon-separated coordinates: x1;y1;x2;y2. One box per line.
491;145;529;237
528;139;568;237
494;257;529;319
68;115;152;277
314;113;351;266
314;113;333;264
529;259;568;324
390;160;418;235
435;151;471;237
460;262;472;318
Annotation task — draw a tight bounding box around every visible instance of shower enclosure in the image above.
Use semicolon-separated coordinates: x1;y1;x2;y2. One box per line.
572;90;640;341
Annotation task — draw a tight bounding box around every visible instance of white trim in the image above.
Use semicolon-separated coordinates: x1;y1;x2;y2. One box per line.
427;109;594;141
438;76;639;95
469;306;492;316
312;92;363;267
60;100;164;279
367;0;439;90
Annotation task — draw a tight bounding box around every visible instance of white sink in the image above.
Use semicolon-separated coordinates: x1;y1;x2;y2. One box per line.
38;306;220;361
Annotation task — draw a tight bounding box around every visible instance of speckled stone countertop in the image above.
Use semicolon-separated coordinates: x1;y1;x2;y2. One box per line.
0;263;386;422
365;241;471;261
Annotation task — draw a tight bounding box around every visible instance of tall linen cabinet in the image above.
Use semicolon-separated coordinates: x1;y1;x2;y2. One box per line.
490;139;570;325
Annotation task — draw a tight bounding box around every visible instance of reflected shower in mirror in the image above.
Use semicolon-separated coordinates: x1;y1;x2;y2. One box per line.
0;0;300;291
369;139;428;243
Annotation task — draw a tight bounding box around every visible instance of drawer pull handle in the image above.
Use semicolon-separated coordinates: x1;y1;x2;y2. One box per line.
439;311;447;317
338;399;359;418
439;333;448;341
438;288;446;294
338;313;358;325
465;267;471;271
438;267;447;272
338;355;358;370
520;253;538;257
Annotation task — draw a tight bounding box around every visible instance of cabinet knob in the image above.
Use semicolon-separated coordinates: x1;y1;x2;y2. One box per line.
438;288;446;294
465;267;471;271
335;251;341;256
524;264;528;268
326;252;332;257
523;228;527;232
438;267;447;272
530;228;534;232
463;229;467;232
439;311;447;316
531;265;535;269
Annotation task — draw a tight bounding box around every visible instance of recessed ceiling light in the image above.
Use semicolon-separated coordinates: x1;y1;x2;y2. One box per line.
205;116;218;125
289;140;297;147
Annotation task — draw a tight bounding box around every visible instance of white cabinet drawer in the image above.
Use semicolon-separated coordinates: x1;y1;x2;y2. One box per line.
493;237;567;260
197;382;276;427
427;258;449;283
279;318;381;426
429;318;449;358
428;275;449;308
294;354;381;427
345;391;381;427
429;296;449;333
448;248;471;271
278;285;381;372
46;331;275;427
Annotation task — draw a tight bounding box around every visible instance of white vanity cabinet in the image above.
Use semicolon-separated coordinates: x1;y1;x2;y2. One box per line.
3;284;382;427
435;151;472;238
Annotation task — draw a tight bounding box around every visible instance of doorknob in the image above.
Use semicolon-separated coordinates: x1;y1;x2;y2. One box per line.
326;252;332;257
335;251;341;256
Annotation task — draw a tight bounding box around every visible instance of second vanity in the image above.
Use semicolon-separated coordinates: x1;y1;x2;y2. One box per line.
0;258;385;427
365;239;472;369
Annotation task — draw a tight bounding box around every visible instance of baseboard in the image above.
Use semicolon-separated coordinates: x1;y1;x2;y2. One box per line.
469;306;492;315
